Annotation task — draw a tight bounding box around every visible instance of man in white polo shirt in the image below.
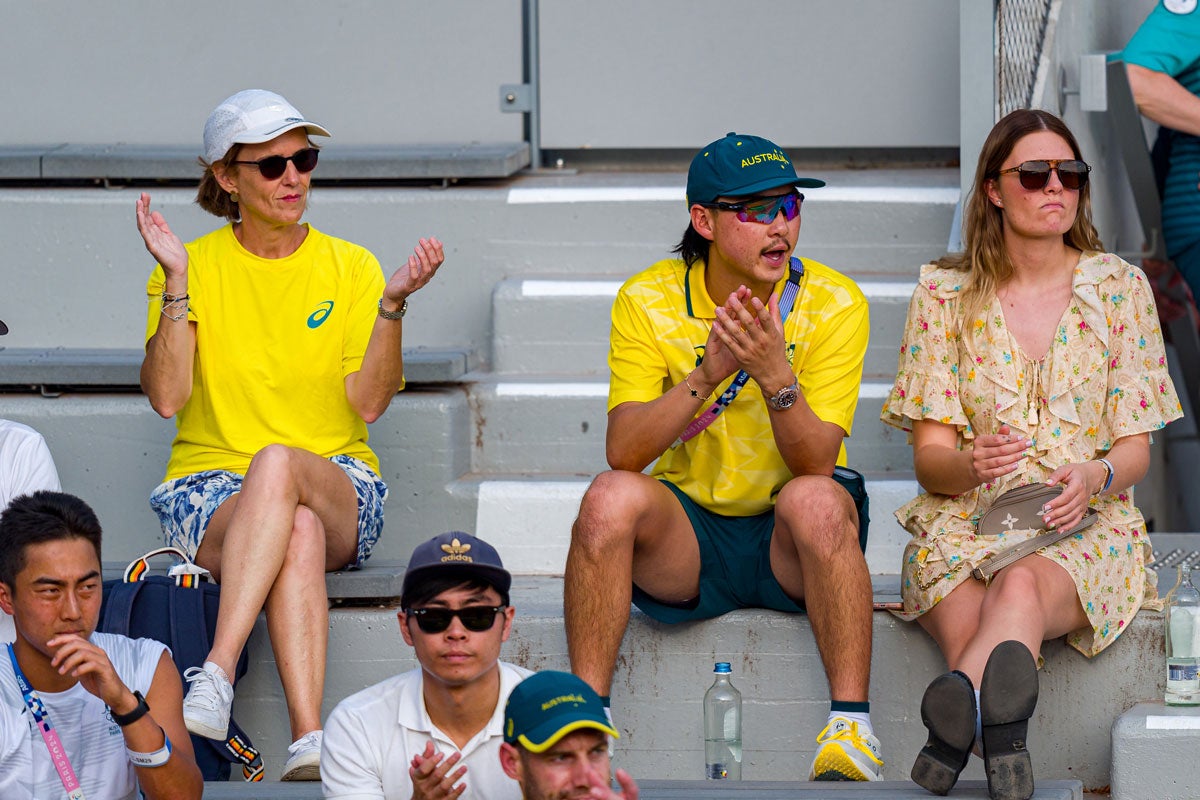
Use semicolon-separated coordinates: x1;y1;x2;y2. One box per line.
322;532;531;799
0;314;63;645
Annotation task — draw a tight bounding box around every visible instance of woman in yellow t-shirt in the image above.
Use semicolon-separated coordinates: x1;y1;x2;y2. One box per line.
135;89;443;781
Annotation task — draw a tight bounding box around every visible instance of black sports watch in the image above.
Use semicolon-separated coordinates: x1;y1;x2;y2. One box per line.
110;690;151;727
765;379;799;411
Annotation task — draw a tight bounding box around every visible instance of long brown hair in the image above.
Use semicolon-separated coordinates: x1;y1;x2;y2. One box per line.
937;109;1103;325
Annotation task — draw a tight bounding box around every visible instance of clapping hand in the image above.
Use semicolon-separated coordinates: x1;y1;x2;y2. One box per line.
410;740;467;799
384;237;445;310
584;766;639;799
135;193;188;280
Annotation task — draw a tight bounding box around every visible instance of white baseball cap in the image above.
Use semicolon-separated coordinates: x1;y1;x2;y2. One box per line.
203;89;332;164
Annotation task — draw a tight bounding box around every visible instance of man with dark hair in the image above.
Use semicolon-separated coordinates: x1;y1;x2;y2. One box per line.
322;531;531;799
499;670;638;800
564;132;883;781
0;490;202;799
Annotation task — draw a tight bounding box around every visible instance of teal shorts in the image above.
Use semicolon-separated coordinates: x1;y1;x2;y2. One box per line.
631;475;868;624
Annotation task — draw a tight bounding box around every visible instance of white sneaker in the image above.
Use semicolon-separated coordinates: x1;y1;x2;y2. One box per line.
182;662;234;740
808;716;884;781
281;730;323;781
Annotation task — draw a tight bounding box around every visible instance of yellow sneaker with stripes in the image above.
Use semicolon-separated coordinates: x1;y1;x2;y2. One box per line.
808;716;884;781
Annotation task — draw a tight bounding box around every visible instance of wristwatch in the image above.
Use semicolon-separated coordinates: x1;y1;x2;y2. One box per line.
377;298;407;319
110;690;150;727
765;379;799;411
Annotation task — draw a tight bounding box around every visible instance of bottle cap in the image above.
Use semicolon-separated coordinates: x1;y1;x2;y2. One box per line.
714;662;732;673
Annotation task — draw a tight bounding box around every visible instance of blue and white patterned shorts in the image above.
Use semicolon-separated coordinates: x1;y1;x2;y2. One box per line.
148;454;389;569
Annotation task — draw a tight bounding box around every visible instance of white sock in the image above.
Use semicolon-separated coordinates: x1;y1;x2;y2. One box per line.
974;689;983;744
829;710;873;733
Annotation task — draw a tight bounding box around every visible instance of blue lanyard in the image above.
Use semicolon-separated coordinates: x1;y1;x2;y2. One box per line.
7;642;87;800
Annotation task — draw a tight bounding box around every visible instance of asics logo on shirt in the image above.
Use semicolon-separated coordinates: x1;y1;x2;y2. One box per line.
307;300;335;329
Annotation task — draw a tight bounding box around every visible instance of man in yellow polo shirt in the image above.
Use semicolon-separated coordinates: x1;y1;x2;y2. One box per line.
563;132;882;782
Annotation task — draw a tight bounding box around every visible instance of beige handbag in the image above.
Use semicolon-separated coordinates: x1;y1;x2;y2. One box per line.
971;483;1099;580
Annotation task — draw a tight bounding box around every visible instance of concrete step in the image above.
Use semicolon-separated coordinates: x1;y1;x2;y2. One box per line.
0;169;952;357
458;474;919;577
466;377;911;475
1111;702;1200;800
491;276;915;380
227;574;1158;790
0;390;476;565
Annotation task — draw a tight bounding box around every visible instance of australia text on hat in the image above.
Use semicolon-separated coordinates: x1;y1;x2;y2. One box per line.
740;149;791;169
541;693;587;711
439;538;474;563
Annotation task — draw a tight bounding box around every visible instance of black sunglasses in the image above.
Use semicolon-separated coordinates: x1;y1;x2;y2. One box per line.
996;159;1090;191
231;147;320;180
404;605;505;634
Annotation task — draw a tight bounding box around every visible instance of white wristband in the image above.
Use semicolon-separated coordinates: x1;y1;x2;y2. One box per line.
127;732;172;768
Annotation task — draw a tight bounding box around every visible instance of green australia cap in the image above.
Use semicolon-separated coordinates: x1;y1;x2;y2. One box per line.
686;132;825;208
504;671;619;752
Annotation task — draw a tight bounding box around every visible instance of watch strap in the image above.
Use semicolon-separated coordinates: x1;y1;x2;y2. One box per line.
377;298;407;319
111;690;150;727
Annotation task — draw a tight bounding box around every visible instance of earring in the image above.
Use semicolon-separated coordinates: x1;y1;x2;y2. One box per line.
230;191;240;204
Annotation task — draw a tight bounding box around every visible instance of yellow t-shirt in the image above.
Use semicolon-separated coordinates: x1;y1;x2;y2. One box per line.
145;224;388;480
608;257;868;516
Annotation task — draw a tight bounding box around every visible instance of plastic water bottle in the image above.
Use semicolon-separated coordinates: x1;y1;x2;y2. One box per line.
704;661;742;780
1166;566;1200;706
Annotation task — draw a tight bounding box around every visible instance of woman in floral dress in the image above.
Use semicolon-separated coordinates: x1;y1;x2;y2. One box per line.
881;109;1182;799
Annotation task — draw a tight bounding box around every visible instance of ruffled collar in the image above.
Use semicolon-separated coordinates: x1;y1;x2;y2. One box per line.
921;251;1129;445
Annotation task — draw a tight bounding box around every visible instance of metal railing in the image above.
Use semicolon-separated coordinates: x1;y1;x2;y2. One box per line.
997;0;1055;116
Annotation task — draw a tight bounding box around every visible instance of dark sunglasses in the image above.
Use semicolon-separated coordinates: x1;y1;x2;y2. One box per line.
404;605;505;634
700;192;804;224
231;147;320;180
996;159;1090;191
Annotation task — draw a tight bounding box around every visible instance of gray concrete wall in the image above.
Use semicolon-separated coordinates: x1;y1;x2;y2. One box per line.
0;1;524;147
2;1;960;152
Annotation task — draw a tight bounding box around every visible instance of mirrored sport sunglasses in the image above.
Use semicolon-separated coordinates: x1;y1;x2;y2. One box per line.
404;605;505;634
700;191;804;224
231;147;320;180
996;159;1091;191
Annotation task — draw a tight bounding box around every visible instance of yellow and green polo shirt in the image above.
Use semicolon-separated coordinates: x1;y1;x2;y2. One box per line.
608;256;868;517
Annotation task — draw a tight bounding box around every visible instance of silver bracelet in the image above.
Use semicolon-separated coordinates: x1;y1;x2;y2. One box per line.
1096;457;1115;494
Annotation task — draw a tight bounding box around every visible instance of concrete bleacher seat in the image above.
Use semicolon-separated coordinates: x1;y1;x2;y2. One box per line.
5;162;1188;795
216;575;1160;787
0;142;530;182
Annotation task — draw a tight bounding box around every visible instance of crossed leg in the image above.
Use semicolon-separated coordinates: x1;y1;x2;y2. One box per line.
917;555;1087;684
194;444;360;740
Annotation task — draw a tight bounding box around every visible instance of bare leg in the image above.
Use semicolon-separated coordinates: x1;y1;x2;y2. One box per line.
918;555;1087;683
194;444;359;737
264;506;330;740
564;471;700;696
770;475;873;702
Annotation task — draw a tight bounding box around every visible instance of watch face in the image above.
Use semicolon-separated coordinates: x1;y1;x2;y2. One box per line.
770;386;798;410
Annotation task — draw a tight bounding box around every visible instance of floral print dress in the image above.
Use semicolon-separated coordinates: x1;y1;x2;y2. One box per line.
880;252;1183;656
